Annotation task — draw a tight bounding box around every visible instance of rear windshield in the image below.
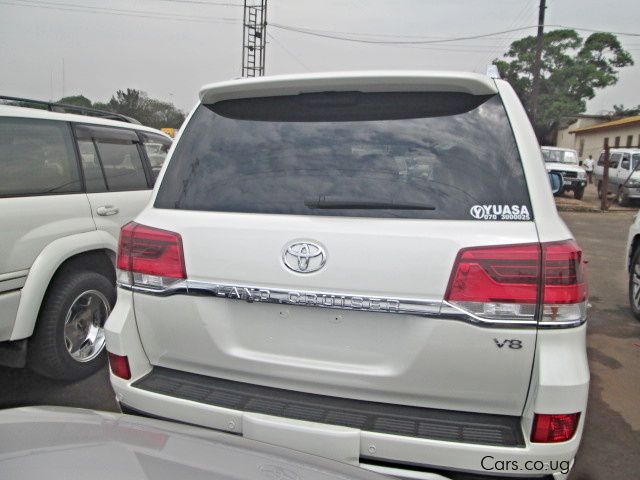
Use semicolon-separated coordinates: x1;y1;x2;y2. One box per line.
155;92;532;220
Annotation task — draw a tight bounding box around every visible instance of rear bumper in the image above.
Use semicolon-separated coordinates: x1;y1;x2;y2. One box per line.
105;290;588;479
112;378;574;479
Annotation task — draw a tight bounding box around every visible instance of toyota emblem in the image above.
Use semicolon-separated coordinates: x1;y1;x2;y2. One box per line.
283;241;326;273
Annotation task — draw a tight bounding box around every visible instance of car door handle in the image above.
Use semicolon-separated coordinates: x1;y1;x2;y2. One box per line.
96;205;119;216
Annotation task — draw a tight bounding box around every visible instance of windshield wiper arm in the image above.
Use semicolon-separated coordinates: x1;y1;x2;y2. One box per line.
304;196;436;210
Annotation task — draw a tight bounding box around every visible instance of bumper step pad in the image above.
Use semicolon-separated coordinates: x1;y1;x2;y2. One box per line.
133;367;525;447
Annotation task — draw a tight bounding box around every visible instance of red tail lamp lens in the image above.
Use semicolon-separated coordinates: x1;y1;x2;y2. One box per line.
108;352;131;380
531;413;581;443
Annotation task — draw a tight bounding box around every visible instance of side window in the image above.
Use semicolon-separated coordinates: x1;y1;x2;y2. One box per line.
621;154;630;171
75;125;149;191
95;140;148;191
598;152;605;166
77;139;107;192
610;153;621;169
0;117;81;196
139;132;172;183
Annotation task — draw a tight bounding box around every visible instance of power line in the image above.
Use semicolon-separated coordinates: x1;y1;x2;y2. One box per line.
478;0;537;71
152;0;243;6
269;23;543;45
269;22;640;45
267;32;310;71
2;0;240;23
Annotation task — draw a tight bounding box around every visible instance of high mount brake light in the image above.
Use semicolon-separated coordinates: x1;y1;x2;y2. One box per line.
445;240;587;325
531;413;581;443
117;222;186;289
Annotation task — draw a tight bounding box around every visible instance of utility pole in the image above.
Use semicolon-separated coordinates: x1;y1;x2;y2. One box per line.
530;0;546;123
241;0;267;77
600;138;610;211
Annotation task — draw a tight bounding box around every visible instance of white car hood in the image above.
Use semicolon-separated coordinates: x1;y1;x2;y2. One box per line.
0;407;389;480
544;162;585;173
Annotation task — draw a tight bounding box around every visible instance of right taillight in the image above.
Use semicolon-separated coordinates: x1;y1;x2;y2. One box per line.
117;221;186;290
445;240;587;325
531;413;581;443
540;240;587;325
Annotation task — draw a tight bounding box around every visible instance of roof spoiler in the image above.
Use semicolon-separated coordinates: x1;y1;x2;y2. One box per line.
199;71;499;105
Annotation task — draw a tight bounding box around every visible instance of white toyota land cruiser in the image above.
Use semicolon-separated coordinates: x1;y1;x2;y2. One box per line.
0;98;171;380
106;72;589;480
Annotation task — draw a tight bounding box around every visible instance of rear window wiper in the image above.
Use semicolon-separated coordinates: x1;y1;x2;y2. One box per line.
304;196;436;210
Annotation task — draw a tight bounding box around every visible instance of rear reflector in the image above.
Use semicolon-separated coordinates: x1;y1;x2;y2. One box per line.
531;413;581;443
445;240;587;325
117;222;186;289
108;352;131;380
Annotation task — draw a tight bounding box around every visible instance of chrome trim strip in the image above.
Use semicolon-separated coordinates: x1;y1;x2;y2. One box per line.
118;279;586;329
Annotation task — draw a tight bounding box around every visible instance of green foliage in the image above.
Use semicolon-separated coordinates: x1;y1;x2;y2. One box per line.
58;95;92;108
496;29;633;141
611;104;640;118
56;89;186;129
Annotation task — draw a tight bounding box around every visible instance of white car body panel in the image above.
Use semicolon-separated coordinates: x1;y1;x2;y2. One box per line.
199;71;498;105
9;229;115;340
133;209;539;415
0;106;171;344
106;72;588;479
86;190;152;242
625;212;640;270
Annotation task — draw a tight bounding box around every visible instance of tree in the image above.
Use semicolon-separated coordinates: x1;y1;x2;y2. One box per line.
610;104;640;118
54;89;186;129
58;95;92;108
105;89;185;129
496;29;633;142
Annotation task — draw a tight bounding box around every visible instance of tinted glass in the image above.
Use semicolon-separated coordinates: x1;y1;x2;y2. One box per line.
621;155;630;170
77;139;107;193
139;132;172;184
610;153;621;169
156;93;531;220
140;132;171;168
0;117;80;196
95;140;148;191
633;154;640;170
541;149;578;164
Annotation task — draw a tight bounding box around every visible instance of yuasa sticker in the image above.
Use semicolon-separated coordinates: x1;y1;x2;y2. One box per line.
470;204;531;221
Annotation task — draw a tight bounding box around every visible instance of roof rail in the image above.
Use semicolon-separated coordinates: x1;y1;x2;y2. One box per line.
0;95;141;124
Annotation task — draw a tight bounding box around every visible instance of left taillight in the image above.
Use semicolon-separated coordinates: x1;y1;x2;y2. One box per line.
117;221;186;290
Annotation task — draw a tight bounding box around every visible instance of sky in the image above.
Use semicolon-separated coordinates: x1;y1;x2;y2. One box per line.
1;0;639;115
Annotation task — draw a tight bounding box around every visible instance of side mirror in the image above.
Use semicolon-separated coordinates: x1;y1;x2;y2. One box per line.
548;171;563;195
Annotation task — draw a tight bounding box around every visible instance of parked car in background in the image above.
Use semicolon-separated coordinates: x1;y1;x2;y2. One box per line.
106;72;589;480
595;148;640;206
625;212;640;321
0;406;389;480
0;98;171;380
541;146;587;199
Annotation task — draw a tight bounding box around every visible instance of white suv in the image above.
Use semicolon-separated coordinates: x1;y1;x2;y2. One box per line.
0;99;171;380
106;72;589;479
540;147;587;199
